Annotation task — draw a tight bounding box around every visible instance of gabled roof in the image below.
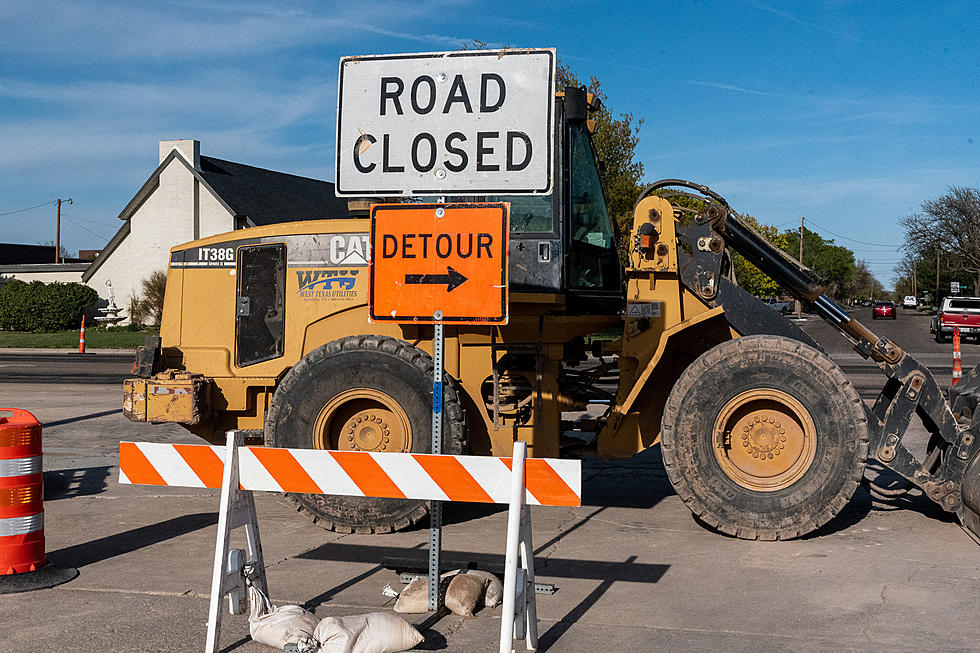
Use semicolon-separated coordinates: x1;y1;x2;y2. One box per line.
84;148;357;282
199;156;353;226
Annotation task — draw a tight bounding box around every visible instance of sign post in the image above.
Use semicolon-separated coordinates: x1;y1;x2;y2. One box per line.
369;203;509;611
341;47;537;615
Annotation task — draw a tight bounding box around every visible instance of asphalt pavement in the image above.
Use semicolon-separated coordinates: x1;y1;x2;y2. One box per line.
1;309;978;653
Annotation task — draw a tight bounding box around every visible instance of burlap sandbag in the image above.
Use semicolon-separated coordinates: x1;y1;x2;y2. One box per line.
247;584;319;650
313;611;423;653
393;569;503;615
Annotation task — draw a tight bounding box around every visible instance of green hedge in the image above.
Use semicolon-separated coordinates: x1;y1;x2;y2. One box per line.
0;280;98;332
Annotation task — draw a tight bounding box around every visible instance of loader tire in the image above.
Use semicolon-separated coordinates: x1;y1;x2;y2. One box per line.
264;335;466;534
661;335;868;540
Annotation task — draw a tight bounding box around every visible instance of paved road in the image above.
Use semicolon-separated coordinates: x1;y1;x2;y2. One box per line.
0;350;133;385
0;314;978;653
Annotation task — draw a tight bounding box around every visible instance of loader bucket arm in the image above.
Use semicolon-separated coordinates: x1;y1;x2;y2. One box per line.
642;179;980;542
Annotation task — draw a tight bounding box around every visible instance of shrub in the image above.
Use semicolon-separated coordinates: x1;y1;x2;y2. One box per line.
0;280;98;332
128;271;168;327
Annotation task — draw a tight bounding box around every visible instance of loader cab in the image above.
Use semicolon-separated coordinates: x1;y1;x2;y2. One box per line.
482;86;623;314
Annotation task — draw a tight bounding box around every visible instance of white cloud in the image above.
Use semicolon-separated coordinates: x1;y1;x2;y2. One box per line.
0;1;475;61
687;80;781;98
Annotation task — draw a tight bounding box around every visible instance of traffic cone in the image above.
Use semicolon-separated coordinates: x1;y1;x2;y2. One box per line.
953;326;962;386
0;409;77;593
78;316;86;354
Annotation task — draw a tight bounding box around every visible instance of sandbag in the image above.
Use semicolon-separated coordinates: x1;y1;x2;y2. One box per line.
248;584;320;650
458;569;503;608
314;612;423;653
444;573;488;616
393;569;503;615
392;572;452;614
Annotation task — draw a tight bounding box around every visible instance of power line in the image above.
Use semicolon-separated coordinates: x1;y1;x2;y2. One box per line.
805;219;901;248
60;211;117;228
0;200;57;217
60;215;111;241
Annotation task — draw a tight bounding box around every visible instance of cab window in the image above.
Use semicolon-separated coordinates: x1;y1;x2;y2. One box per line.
485;194;555;234
566;122;619;292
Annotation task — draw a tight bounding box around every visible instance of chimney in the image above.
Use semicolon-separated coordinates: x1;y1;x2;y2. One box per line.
159;139;200;170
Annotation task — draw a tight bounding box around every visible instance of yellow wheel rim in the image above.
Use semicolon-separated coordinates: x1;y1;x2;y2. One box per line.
312;388;412;453
713;389;816;492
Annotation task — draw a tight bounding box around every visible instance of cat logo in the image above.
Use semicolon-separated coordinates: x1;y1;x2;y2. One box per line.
327;234;371;266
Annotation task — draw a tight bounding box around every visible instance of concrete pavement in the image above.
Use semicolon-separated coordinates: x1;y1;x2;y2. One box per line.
1;329;979;652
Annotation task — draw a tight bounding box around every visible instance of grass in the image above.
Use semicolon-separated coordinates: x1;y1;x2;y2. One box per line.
0;327;157;349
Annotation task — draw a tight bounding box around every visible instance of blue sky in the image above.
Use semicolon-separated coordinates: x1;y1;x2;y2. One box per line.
1;0;977;286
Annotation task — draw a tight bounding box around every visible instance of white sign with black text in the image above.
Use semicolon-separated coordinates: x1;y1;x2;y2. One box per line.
336;49;555;196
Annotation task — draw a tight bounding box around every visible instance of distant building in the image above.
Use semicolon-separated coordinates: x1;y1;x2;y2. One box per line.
0;140;357;320
0;244;89;285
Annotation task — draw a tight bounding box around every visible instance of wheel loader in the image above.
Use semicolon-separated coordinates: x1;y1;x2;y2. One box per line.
123;86;980;543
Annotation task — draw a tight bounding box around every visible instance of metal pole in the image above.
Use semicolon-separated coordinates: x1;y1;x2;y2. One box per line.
428;311;444;612
499;441;527;653
55;198;72;263
795;216;804;319
56;199;61;263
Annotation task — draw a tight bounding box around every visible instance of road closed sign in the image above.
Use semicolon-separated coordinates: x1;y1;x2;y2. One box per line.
336;49;555;196
369;203;509;324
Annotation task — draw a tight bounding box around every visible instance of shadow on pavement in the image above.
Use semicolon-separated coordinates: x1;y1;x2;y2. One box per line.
580;445;674;510
47;512;218;569
298;543;668;585
44;466;112;500
44;409;122;428
537;555;640;652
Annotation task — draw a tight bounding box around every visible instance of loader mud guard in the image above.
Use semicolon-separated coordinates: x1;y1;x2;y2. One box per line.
264;335;467;533
661;334;869;540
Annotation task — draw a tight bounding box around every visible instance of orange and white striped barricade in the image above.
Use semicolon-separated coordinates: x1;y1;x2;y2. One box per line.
119;432;580;653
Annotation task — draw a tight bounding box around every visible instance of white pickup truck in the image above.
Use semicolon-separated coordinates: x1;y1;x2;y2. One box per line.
931;296;980;343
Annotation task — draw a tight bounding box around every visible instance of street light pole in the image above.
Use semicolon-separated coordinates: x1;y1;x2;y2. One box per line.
796;216;804;319
55;198;72;263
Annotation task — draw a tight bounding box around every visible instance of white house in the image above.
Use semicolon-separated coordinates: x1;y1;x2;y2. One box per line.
77;139;353;318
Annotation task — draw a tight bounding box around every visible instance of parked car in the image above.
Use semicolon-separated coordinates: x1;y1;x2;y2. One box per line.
762;297;792;314
931;296;980;343
902;295;917;310
872;300;896;319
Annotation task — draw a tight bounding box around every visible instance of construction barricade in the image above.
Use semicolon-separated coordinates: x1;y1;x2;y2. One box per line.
119;431;581;653
0;408;77;593
953;326;962;386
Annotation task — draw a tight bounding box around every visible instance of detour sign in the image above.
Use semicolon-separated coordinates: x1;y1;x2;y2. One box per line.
370;203;509;324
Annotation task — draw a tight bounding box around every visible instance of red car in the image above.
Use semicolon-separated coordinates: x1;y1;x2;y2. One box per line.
872;301;896;319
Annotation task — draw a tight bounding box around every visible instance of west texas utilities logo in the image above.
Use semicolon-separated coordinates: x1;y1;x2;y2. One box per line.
293;233;371;301
296;268;362;300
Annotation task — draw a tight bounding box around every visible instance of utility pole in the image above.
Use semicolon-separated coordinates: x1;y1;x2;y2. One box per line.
936;249;941;307
796;216;805;319
55;198;72;263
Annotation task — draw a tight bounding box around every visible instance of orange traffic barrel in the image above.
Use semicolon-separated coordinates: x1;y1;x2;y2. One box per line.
0;409;77;593
953;326;963;386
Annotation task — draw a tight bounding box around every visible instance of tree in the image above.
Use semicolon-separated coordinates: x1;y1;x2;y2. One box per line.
900;187;980;294
37;240;75;260
128;271;167;326
781;227;856;300
730;214;787;296
852;261;886;300
460;42;645;244
555;62;644;240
